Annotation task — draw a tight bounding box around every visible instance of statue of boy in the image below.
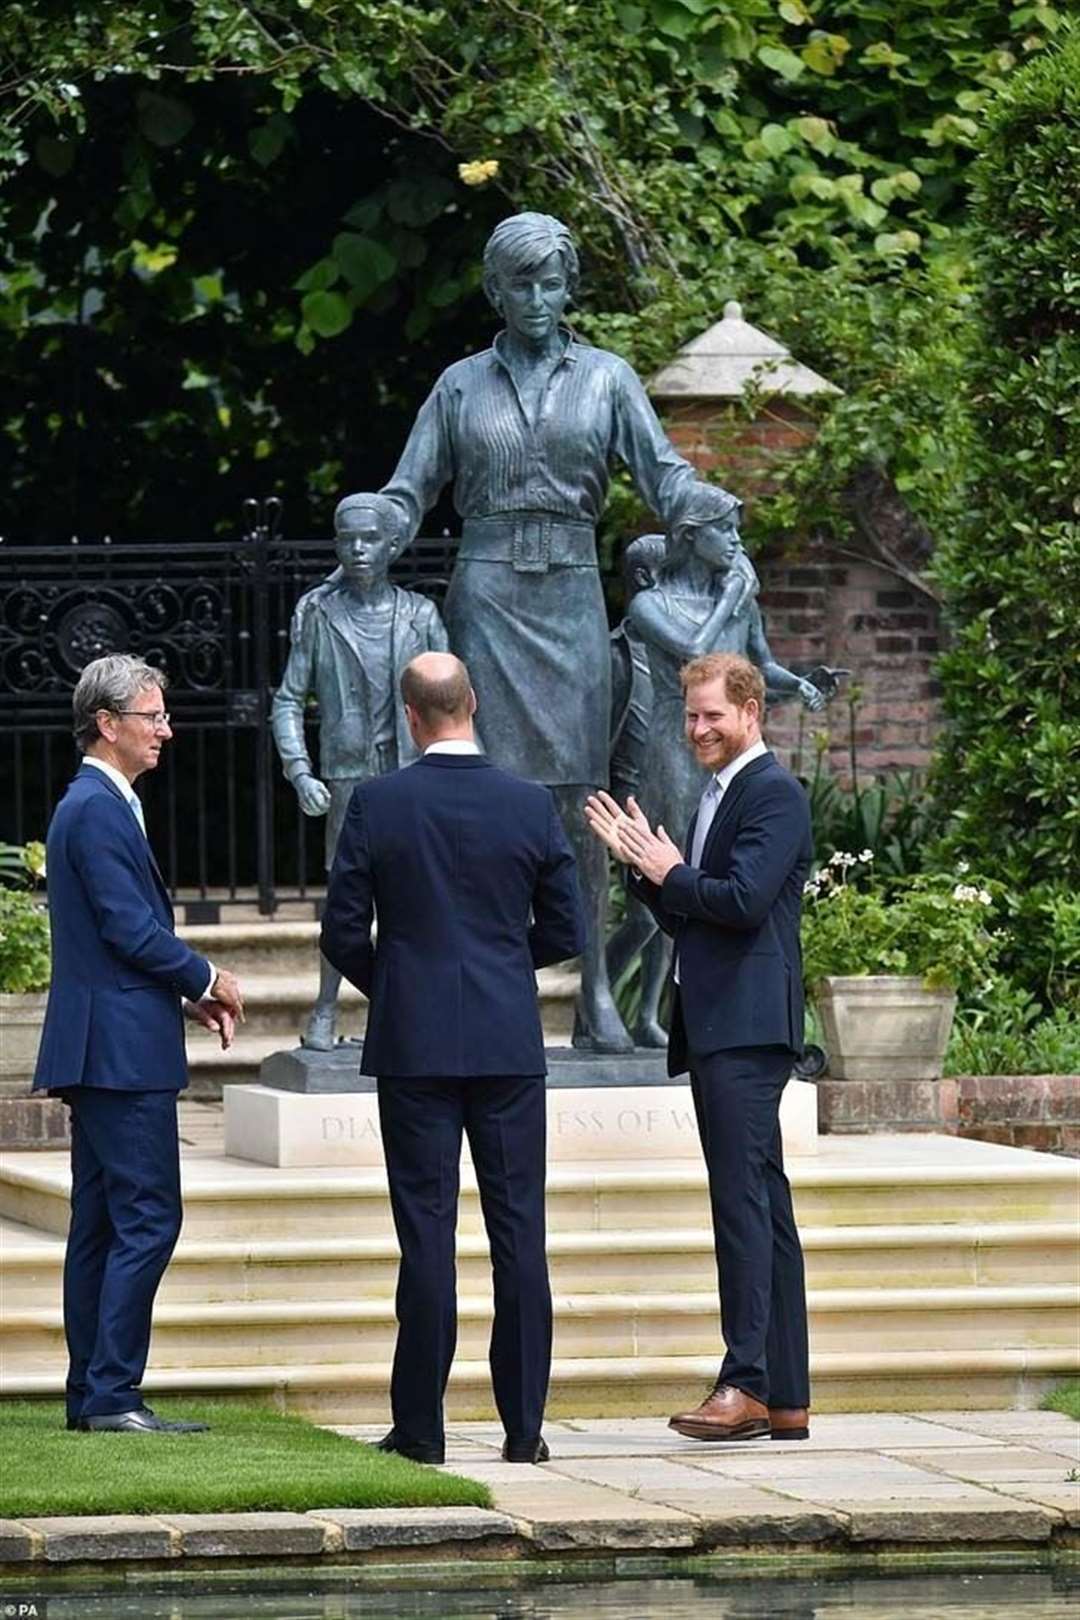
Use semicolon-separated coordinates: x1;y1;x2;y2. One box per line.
271;492;449;1050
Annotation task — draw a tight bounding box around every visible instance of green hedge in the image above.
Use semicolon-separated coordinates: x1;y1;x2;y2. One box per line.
930;31;1080;1008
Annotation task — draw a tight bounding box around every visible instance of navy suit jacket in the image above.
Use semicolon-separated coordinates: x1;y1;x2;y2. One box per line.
32;764;212;1093
630;752;811;1077
320;753;585;1077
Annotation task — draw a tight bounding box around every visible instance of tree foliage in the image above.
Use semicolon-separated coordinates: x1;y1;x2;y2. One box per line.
929;30;1080;1008
0;0;1065;543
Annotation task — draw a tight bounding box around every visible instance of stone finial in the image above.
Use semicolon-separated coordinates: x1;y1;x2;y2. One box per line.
648;302;840;401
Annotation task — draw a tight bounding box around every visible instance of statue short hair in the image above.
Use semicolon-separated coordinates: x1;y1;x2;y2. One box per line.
680;651;764;715
482;212;580;309
72;654;168;754
333;493;406;556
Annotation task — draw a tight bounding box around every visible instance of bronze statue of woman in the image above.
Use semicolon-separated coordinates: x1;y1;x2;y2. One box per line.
380;212;741;1052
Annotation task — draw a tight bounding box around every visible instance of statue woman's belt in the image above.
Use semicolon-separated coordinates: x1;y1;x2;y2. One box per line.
460;514;596;573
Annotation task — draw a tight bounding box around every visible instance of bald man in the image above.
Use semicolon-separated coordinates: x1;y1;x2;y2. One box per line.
321;653;584;1466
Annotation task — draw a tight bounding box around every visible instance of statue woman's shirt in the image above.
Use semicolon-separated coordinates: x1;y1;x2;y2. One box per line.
382;331;695;536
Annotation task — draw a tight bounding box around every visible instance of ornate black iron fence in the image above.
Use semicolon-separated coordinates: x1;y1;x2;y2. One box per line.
0;500;457;917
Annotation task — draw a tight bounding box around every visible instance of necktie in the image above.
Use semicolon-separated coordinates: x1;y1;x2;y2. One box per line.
128;794;147;838
690;776;722;868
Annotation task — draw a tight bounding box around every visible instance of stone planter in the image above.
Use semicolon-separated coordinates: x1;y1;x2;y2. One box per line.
0;989;69;1148
813;975;957;1082
0;989;48;1094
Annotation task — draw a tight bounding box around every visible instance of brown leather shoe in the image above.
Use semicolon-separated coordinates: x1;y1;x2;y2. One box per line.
668;1383;770;1441
769;1406;810;1440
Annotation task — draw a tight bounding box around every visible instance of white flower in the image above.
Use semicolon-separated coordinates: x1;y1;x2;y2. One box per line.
957;859;970;874
952;883;981;903
859;849;874;863
978;889;992;906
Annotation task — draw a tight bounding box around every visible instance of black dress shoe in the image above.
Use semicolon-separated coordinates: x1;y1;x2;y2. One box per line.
80;1406;209;1433
374;1429;444;1464
65;1417;80;1431
501;1436;550;1464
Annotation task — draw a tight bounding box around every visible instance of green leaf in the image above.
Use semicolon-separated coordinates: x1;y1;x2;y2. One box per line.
792;115;834;151
294;259;340;294
801;32;851;75
760;123;794;157
248;114;292;168
135;91;194;148
615;5;646;32
778;0;811;23
758;44;805;80
331;234;397;300
300;290;353;338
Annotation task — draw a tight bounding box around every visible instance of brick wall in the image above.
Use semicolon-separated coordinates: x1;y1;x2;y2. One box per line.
657;399;945;781
757;543;944;782
938;1076;1079;1157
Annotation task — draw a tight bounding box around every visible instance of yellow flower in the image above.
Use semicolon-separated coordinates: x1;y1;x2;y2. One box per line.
458;159;500;187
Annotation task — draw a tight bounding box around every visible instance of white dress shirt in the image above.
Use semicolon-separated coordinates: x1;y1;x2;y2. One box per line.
423;740;482;756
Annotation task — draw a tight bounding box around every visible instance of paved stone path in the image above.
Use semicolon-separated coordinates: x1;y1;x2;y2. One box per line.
1;1410;1075;1569
333;1409;1080;1551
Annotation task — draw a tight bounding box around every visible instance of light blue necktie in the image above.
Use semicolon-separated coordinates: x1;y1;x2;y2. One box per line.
690;776;723;868
128;793;147;838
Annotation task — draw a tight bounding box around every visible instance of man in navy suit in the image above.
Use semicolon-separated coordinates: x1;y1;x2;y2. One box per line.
586;651;811;1443
321;652;584;1465
33;654;244;1433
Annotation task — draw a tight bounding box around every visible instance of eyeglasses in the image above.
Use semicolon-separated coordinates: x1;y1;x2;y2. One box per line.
112;710;171;730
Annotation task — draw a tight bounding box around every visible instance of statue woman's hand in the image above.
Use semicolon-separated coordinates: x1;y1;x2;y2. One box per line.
729;547;760;618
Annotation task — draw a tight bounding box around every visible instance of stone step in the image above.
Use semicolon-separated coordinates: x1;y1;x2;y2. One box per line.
180;966;579;1089
0;1347;1071;1422
4;1283;1076;1371
2;1220;1075;1310
3;1142;1077;1240
178;921;583;996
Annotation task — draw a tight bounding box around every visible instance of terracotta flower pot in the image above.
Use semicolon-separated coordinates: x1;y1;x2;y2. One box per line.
813;975;956;1082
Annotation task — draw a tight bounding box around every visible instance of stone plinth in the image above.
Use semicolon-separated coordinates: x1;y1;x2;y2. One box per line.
224;1054;818;1167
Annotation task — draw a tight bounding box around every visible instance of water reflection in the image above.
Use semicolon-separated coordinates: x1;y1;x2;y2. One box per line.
22;1568;1080;1619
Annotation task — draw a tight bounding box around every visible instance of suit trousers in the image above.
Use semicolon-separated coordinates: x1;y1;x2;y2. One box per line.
689;1042;810;1408
377;1074;552;1450
62;1087;183;1421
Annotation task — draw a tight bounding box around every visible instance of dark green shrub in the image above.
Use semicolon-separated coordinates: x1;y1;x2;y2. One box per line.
929;32;1080;1007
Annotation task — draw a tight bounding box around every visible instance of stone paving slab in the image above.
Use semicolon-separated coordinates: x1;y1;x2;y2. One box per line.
433;1464;698;1551
155;1510;327;1557
305;1505;518;1551
836;1499;1058;1542
893;1445;1079;1484
16;1515;177;1561
0;1519;39;1561
992;1483;1080;1526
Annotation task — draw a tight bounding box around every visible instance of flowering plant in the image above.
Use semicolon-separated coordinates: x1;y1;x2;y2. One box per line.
0;841;50;994
800;853;1003;997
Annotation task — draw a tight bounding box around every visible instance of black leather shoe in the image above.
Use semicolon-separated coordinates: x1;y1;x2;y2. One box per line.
501;1436;550;1464
65;1417;80;1431
80;1406;209;1433
374;1429;444;1465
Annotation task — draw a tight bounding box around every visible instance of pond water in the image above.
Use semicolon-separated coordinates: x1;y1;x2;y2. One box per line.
16;1566;1080;1618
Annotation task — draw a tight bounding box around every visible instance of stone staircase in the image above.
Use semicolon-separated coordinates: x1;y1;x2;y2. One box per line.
176;921;577;1091
1;1128;1076;1421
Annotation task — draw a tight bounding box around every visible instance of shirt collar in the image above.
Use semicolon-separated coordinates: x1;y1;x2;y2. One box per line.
83;756;138;800
714;737;768;794
491;326;577;374
424;740;482;756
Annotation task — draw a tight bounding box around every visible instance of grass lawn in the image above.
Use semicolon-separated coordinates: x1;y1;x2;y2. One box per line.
1042;1381;1080;1422
0;1401;491;1518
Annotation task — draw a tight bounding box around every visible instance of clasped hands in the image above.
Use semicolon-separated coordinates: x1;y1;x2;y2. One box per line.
584;791;684;886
